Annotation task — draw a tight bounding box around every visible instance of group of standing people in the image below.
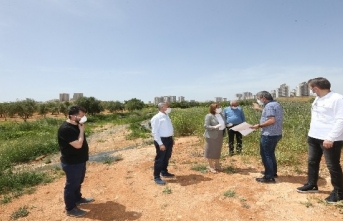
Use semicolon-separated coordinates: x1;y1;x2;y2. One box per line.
203;93;283;182
202;77;343;204
57;77;343;217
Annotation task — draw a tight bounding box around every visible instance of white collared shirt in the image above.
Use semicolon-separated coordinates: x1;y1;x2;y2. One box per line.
215;114;226;130
308;92;343;141
151;111;174;145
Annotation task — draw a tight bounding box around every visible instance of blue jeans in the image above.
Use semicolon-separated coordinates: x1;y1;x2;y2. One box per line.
154;137;173;179
307;136;343;191
260;135;282;179
61;162;86;211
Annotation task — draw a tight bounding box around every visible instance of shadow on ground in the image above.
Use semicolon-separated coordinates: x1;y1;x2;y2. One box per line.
166;174;212;186
81;201;142;221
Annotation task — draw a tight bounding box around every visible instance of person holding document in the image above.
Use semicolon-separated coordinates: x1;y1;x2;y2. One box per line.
250;91;283;183
203;103;226;173
223;100;246;156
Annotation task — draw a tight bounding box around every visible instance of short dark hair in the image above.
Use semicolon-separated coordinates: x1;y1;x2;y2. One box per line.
256;91;273;101
308;77;331;90
79;106;87;113
68;106;80;116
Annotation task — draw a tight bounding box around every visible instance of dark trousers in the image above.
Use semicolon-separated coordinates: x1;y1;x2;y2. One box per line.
260;135;282;179
307;136;343;191
227;125;242;153
61;162;86;211
153;137;173;179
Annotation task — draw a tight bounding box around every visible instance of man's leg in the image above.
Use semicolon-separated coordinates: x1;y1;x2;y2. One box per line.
260;135;278;179
228;128;235;155
161;137;173;175
61;163;85;211
74;162;86;202
236;131;243;153
322;141;343;193
259;136;267;173
307;137;323;185
153;141;167;179
270;135;281;176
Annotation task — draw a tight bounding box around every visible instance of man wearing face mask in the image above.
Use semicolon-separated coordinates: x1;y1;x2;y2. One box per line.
223;100;246;156
296;77;343;204
58;106;94;217
151;102;175;185
250;91;283;183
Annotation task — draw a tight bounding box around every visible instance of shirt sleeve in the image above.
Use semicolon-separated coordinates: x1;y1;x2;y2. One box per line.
151;115;163;145
240;108;246;122
326;97;343;141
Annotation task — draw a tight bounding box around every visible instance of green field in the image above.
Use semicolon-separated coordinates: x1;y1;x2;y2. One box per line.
0;101;312;200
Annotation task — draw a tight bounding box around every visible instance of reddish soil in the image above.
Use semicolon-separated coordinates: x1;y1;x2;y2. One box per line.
0;123;342;221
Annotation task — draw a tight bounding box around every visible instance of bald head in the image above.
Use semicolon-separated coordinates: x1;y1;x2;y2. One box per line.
230;100;239;107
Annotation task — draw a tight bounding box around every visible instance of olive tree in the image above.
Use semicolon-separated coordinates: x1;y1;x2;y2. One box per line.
124;98;145;112
75;96;104;115
16;98;37;121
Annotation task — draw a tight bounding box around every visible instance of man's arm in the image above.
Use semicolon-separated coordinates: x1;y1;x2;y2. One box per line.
324;98;343;148
251;116;275;129
252;103;263;112
69;124;85;149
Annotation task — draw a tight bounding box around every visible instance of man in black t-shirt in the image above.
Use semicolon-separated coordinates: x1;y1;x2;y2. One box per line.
58;106;94;217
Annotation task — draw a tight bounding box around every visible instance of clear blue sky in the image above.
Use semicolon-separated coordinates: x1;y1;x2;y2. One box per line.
1;0;342;103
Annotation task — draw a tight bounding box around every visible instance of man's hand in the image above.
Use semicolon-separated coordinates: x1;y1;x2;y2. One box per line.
250;124;260;129
252;103;262;111
159;144;166;151
78;123;85;131
323;140;334;149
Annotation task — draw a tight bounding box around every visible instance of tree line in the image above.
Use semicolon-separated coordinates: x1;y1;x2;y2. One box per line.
0;97;256;122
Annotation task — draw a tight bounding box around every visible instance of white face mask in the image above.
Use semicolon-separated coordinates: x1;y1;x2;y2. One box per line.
215;108;222;114
231;106;238;109
79;116;87;124
256;99;264;106
165;108;171;114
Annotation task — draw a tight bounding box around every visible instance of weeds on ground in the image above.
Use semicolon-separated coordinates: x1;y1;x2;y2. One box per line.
224;190;236;198
191;164;207;173
10;206;29;220
163;187;172;194
103;155;123;164
300;200;313;208
223;165;236;174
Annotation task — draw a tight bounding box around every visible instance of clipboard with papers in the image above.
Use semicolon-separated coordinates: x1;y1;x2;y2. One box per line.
229;122;256;136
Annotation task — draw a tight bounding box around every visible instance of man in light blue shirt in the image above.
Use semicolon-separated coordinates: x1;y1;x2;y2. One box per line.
223;100;246;156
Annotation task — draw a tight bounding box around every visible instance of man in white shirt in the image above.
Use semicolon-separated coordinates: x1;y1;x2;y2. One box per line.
297;77;343;204
150;102;175;185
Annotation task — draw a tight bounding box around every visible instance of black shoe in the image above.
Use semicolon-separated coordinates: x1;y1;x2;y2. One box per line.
66;207;87;217
325;190;343;204
256;177;275;183
260;171;278;178
161;172;175;177
76;197;94;206
296;183;319;193
154;178;166;185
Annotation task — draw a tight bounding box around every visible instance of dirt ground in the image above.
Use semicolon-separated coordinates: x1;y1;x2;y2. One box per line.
0;123;342;221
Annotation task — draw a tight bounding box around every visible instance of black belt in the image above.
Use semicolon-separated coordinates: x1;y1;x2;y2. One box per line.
161;136;173;139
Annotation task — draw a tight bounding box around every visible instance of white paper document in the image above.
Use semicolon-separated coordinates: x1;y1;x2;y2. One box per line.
230;122;255;136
